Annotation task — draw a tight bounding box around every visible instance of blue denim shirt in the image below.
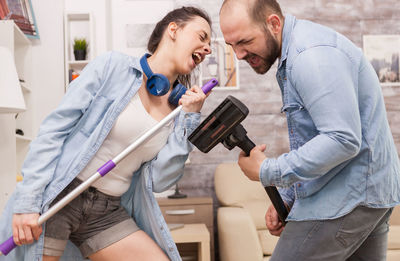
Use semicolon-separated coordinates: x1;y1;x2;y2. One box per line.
259;15;400;221
0;51;199;260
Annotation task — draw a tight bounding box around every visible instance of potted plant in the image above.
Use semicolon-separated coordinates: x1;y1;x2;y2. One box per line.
73;38;88;61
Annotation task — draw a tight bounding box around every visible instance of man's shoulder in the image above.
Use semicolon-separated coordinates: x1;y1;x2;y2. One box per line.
290;19;338;53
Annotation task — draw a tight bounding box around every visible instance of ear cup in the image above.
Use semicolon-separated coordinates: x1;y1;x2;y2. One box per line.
168;82;188;106
140;53;170;96
146;73;170;96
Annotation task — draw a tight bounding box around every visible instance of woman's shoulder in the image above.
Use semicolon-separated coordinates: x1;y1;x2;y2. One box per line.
94;51;141;72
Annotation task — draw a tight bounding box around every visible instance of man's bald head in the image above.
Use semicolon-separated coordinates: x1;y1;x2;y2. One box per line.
221;0;283;26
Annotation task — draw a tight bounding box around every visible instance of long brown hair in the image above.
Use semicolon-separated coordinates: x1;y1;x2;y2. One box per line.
147;6;212;88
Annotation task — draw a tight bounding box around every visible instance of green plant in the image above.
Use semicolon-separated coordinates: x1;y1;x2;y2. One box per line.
73;38;87;51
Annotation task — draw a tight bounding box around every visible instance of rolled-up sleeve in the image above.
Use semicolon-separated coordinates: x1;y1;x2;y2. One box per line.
150;111;201;193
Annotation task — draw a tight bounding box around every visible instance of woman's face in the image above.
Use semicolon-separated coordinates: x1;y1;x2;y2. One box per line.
172;16;212;75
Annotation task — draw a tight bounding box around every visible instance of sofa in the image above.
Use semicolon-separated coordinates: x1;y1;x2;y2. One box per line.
214;162;400;261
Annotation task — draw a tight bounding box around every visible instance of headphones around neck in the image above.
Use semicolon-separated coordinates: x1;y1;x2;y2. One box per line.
140;53;187;106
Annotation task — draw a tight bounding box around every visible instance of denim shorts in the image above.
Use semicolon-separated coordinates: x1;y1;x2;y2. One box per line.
43;178;140;258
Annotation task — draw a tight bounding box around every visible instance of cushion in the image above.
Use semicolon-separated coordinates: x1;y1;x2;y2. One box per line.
387;250;400;261
388;225;400;250
242;200;269;229
215;162;270;207
258;229;280;255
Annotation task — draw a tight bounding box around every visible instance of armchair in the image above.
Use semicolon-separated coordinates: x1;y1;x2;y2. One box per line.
215;162;278;261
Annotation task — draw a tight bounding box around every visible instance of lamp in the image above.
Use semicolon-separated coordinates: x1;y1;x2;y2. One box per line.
0;46;26;113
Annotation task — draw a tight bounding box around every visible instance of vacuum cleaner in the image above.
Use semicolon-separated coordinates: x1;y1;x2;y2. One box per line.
188;95;289;224
0;79;218;256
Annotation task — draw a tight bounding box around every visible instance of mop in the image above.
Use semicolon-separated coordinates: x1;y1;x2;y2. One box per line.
0;78;218;256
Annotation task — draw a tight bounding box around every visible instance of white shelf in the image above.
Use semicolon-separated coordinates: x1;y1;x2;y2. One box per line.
20;82;32;93
0;21;33;211
64;12;94;90
67;13;90;21
68;60;89;65
13;23;31;47
0;106;26;113
16;134;33;142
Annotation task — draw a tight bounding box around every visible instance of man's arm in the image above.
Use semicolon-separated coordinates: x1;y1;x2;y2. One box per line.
260;46;361;190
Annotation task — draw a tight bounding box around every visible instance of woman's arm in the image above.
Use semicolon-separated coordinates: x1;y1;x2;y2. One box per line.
13;52;113;214
150;85;206;192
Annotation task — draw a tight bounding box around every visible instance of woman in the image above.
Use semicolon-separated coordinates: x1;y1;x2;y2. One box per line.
0;6;212;261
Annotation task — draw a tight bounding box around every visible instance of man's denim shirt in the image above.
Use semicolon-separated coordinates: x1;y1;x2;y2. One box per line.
0;52;198;260
260;14;400;221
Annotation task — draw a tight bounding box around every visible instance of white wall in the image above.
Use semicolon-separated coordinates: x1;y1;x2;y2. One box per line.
109;0;174;56
31;0;65;131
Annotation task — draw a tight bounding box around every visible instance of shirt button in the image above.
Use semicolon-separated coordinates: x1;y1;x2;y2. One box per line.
290;130;293;134
284;77;287;81
297;183;301;187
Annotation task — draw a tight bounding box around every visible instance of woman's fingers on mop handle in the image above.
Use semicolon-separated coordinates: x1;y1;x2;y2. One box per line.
12;213;42;245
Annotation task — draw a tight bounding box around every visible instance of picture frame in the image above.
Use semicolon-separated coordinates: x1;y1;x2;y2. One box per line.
363;35;400;86
199;38;240;90
0;0;39;39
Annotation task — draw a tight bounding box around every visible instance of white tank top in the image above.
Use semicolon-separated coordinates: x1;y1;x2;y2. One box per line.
77;93;173;196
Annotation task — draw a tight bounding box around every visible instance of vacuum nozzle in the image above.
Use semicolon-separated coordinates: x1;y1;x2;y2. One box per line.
188;95;249;153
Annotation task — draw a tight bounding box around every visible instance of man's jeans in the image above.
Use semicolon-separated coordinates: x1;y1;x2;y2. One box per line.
271;206;393;261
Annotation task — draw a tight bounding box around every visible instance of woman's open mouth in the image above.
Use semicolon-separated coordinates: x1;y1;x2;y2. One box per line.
192;52;203;65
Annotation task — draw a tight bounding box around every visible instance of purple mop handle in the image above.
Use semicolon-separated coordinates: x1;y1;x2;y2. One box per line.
0;78;218;256
0;238;16;256
201;78;218;94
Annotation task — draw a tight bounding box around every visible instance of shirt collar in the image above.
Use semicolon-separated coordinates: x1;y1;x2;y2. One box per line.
278;14;296;69
129;56;144;76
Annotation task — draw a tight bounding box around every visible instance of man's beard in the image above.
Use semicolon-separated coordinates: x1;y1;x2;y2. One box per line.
246;29;280;74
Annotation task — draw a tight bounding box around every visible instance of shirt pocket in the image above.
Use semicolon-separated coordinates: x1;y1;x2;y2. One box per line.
80;95;113;136
282;102;318;147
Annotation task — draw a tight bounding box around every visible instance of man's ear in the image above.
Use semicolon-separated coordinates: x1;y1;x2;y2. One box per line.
167;22;178;40
266;14;281;35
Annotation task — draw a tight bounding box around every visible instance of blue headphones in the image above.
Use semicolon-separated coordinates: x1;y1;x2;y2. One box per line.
140;53;187;106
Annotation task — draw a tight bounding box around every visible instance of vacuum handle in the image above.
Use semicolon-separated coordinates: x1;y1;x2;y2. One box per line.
238;136;256;156
238;137;289;224
264;186;289;225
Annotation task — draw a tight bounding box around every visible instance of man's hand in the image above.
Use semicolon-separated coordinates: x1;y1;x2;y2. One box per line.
238;144;267;181
265;204;285;237
12;213;42;245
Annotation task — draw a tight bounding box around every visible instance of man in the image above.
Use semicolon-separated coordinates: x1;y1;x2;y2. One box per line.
219;0;400;260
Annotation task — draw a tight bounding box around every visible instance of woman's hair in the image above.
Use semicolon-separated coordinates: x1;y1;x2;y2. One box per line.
147;6;212;88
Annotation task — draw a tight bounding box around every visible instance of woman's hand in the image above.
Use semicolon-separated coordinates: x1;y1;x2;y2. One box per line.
179;85;210;112
12;213;42;245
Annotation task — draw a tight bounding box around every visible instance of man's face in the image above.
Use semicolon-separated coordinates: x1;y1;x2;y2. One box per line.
220;4;281;74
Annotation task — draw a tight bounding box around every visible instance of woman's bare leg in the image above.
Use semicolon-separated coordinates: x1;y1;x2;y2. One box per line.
89;230;169;261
